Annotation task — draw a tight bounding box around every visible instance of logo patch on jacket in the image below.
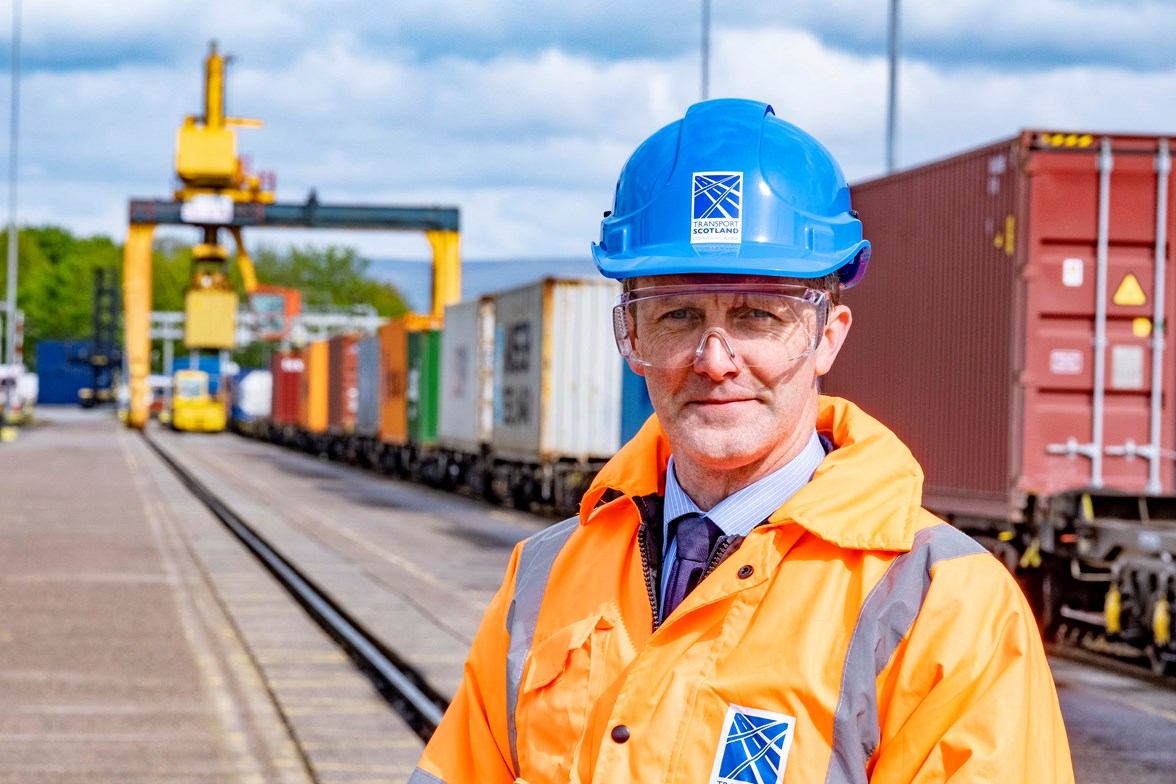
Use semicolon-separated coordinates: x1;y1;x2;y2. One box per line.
692;172;743;244
708;704;796;784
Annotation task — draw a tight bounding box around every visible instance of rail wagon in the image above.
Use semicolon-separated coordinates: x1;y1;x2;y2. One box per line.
244;276;649;513
824;130;1176;672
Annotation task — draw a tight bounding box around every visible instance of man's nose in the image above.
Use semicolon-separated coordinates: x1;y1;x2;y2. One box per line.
693;329;740;378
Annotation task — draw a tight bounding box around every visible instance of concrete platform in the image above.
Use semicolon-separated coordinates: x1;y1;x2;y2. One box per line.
0;408;422;783
150;422;551;701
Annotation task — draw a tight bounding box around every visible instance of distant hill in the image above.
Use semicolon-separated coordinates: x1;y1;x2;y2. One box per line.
369;256;601;312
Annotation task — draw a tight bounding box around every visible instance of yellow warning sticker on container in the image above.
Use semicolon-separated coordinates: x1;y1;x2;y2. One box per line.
1133;318;1153;338
1113;273;1147;306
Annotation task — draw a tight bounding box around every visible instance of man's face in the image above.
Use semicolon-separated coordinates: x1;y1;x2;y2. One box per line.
627;274;852;481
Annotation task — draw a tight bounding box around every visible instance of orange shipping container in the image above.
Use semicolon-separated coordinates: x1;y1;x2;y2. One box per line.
300;340;330;434
379;314;443;445
379;319;409;445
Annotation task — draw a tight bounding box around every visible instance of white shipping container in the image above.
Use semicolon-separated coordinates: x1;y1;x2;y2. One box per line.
438;297;495;453
492;277;622;462
233;370;272;421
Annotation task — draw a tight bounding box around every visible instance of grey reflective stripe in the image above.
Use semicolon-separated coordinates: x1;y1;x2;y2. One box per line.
407;768;447;784
824;524;987;784
505;515;580;775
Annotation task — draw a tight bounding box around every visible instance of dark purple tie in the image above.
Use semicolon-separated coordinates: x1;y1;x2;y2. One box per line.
663;513;723;618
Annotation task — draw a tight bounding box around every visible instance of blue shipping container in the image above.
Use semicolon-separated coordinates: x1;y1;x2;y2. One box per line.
35;340;95;404
175;354;223;395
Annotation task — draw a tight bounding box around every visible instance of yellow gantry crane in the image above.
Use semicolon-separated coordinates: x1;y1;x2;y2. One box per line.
123;41;462;429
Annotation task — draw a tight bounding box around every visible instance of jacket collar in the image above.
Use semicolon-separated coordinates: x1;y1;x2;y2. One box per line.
581;396;924;553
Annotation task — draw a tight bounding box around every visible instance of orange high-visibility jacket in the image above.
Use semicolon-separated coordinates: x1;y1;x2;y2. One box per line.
412;397;1074;783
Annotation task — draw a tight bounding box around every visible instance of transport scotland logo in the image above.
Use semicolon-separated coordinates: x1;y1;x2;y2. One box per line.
692;171;743;244
708;705;795;784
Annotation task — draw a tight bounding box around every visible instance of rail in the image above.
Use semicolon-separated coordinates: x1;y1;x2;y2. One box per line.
140;429;449;739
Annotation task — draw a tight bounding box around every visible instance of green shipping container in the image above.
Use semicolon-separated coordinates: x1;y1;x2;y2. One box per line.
407;327;442;445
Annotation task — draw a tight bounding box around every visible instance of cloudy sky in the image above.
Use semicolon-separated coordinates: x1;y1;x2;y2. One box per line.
3;0;1175;262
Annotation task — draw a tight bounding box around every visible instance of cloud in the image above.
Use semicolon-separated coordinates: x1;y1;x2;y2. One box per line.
16;1;1174;74
2;4;1174;266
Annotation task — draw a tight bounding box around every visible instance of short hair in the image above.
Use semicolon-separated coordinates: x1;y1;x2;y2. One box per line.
622;273;842;305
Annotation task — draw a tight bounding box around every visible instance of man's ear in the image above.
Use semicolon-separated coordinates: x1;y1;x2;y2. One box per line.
815;304;852;377
627;357;646;376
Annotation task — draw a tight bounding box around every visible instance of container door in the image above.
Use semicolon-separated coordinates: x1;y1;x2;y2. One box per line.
492;282;546;461
437;300;480;451
1023;136;1175;495
379;319;409;446
406;328;442;446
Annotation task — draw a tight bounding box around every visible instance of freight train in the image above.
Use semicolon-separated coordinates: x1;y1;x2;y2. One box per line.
231;130;1175;674
825;130;1176;674
240;277;654;517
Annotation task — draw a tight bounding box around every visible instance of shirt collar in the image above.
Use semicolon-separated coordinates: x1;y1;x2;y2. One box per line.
663;429;826;542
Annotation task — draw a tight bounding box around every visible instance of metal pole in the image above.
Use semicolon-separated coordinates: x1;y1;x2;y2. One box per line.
700;0;710;101
4;0;20;368
1091;137;1114;488
886;0;900;173
1147;139;1170;494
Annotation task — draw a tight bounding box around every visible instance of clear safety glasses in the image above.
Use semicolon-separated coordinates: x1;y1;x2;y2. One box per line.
613;283;830;369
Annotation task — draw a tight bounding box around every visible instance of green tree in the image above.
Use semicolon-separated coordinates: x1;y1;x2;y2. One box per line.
0;225;121;370
231;243;408;317
0;226;408;374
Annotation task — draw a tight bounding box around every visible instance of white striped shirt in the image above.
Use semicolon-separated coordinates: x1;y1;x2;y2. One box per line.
660;430;826;616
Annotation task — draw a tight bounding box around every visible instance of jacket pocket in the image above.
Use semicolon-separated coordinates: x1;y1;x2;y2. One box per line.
516;605;631;777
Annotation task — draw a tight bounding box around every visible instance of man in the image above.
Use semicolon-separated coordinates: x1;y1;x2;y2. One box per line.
411;99;1073;783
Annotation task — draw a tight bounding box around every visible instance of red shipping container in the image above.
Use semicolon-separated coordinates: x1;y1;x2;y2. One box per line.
269;348;304;427
328;333;360;434
826;131;1175;521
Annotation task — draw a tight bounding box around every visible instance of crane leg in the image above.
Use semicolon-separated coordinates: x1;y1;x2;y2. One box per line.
123;223;156;429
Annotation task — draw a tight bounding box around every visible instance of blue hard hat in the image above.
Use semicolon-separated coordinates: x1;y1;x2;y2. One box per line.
593;98;870;287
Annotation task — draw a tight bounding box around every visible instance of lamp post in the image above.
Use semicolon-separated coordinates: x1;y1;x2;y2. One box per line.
4;0;20;368
886;0;900;173
700;0;710;101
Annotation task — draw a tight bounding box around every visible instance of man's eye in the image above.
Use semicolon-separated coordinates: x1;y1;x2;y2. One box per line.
735;307;779;321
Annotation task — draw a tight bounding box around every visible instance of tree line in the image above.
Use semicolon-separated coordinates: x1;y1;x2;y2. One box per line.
0;226;409;372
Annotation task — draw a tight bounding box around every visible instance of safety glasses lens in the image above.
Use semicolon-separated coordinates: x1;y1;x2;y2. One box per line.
613;286;827;368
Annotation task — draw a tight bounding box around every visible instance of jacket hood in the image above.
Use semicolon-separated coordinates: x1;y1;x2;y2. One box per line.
582;395;924;552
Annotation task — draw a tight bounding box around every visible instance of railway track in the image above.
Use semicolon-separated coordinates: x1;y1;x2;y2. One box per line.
141;429;450;741
146;420;1175;762
1049;622;1176;687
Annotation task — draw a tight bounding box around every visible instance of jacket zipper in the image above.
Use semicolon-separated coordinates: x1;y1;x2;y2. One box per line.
702;536;735;580
637;523;662;631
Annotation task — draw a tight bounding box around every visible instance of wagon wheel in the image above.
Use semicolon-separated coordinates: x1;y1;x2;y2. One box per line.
1147;643;1175;677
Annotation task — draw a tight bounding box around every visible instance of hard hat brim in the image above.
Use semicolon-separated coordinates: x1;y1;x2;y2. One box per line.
593;239;870;285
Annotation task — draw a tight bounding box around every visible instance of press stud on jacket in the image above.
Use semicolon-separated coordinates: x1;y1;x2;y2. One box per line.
411;396;1074;783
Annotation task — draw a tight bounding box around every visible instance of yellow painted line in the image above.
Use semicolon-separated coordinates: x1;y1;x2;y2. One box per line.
281;696;390;708
267;678;376;689
1098;690;1176;724
301;738;422;750
284;704;392;717
404;653;465;662
253;650;349;664
327;522;444;587
311;762;417;773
